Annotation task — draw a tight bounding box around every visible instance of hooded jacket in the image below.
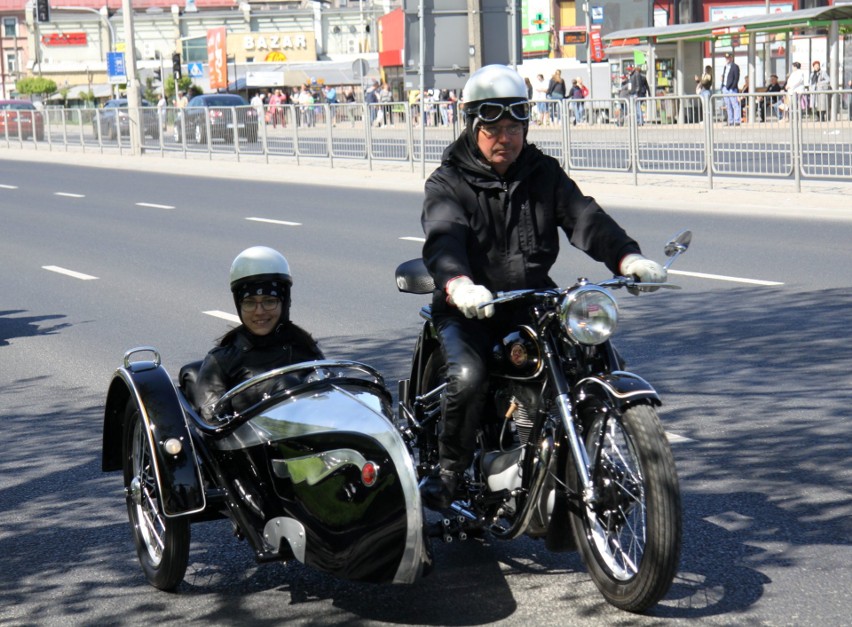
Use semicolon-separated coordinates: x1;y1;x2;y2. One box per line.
191;321;323;421
422;133;640;314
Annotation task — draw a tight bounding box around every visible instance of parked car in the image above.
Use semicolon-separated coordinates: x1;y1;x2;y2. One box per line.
0;99;44;140
174;93;258;144
93;98;160;140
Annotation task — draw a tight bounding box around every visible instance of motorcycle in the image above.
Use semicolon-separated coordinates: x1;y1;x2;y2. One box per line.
102;356;432;591
101;231;688;613
393;230;691;613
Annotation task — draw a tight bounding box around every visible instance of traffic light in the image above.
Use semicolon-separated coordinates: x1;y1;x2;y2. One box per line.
36;0;50;23
172;52;182;80
154;69;162;81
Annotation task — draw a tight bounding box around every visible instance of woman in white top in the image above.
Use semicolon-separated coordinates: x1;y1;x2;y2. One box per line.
782;62;806;119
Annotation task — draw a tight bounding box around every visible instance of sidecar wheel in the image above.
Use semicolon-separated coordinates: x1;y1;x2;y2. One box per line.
122;402;190;591
567;403;681;613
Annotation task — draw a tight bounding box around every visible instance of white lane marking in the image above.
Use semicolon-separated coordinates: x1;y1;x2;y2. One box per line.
204;310;240;324
0;184;18;189
42;265;98;280
668;269;783;286
666;432;695;443
400;236;425;242
246;217;302;226
54;192;85;198
136;202;175;210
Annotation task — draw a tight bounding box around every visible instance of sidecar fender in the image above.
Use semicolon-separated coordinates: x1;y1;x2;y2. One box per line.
574;371;661;410
103;361;205;517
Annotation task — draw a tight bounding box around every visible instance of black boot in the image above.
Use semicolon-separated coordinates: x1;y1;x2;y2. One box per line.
420;468;460;510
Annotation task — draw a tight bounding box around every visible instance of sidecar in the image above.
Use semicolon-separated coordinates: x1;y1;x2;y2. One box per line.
102;347;431;591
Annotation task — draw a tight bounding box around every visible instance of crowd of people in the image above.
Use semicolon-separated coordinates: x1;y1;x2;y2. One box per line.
695;54;843;124
154;61;850;135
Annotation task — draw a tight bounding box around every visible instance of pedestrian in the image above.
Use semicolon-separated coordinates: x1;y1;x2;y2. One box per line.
627;65;650;126
545;69;567;123
721;52;741;125
190;246;324;422
418;65;666;509
157;93;167;131
782;61;806;120
531;73;549;125
809;61;830;121
764;74;783;121
567;78;585;125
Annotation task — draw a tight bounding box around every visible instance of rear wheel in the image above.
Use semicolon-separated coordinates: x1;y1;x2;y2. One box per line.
122;401;190;591
567;403;681;613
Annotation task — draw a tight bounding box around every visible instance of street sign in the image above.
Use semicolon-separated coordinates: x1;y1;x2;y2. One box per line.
188;62;204;79
352;58;369;80
591;6;604;25
107;52;127;85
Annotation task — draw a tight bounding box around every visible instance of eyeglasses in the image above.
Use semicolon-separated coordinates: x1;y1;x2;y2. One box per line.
472;101;531;123
240;297;281;312
479;123;525;139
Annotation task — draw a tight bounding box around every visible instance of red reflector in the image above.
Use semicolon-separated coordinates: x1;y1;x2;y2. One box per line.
361;462;378;487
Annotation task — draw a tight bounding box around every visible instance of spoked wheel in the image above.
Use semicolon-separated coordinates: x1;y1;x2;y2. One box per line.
567;403;681;613
122;401;190;591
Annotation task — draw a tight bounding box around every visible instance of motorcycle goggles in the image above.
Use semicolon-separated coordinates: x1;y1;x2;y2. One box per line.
470;101;531;123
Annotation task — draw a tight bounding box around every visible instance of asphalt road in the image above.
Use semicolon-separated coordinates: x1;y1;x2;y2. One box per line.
2;154;852;626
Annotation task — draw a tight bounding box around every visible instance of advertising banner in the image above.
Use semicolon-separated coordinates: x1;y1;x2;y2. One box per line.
207;27;228;90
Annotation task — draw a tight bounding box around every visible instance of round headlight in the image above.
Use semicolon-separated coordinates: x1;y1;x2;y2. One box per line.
559;286;618;345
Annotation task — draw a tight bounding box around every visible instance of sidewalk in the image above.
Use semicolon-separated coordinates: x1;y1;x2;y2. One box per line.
3;145;851;222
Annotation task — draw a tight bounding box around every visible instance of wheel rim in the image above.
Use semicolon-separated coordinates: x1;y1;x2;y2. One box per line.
130;418;167;567
194;124;203;143
583;416;646;581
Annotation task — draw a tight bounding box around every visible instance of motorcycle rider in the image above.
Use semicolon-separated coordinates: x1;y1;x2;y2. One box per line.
191;246;323;421
419;64;666;510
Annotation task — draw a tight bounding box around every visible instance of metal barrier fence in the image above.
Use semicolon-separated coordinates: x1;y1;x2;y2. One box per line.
4;92;851;190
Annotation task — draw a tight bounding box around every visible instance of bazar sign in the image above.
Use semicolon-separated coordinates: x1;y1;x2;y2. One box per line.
242;33;309;51
42;32;87;46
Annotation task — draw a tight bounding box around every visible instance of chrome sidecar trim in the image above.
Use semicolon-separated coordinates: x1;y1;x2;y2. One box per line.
263;517;306;563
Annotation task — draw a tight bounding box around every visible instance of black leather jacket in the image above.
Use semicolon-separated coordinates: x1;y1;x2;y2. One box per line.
422;134;641;314
191;322;323;421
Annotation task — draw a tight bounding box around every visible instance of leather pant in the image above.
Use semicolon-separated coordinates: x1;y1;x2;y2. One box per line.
433;307;526;474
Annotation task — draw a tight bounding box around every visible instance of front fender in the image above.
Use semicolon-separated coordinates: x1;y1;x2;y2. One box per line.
102;357;205;517
574;370;661;411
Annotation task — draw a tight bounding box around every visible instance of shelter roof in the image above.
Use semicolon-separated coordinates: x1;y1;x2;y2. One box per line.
604;5;852;46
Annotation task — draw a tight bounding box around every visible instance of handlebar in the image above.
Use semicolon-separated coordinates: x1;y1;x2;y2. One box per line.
478;276;680;310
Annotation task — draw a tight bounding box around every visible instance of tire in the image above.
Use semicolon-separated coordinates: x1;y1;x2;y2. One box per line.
122;401;190;591
567;403;681;613
108;123;116;141
194;123;205;144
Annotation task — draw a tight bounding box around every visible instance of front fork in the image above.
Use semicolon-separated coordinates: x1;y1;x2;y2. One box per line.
541;336;597;506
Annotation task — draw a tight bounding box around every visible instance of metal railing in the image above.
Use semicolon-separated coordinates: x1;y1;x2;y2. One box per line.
4;92;851;191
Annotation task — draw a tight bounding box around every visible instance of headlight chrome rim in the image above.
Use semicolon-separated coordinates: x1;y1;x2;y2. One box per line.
559;286;618;346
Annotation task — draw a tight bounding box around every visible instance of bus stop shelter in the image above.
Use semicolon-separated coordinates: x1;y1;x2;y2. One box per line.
603;4;852;115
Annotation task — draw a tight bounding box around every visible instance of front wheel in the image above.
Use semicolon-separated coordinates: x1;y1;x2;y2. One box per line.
122;401;190;591
567;403;681;613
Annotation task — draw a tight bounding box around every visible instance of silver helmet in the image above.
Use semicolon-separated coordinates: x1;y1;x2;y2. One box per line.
462;64;529;120
229;246;292;291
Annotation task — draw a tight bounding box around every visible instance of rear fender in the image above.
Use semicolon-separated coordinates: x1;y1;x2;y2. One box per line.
574;370;661;412
403;314;439;402
102;356;205;517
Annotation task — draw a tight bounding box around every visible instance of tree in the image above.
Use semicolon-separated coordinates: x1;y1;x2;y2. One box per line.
164;75;195;101
16;76;58;97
